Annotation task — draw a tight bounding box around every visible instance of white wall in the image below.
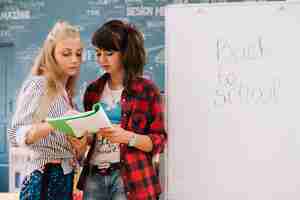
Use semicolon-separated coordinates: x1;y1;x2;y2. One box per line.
166;2;300;199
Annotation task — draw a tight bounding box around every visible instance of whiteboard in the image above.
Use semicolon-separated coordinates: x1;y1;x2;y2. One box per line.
166;2;300;200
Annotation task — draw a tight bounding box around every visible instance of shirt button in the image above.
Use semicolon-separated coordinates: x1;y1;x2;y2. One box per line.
122;113;127;117
126;192;130;195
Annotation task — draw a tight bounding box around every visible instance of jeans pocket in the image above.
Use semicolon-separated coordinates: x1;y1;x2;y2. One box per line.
111;171;124;192
111;171;126;200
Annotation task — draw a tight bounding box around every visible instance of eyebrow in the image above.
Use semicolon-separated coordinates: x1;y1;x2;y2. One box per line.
95;48;113;52
61;48;83;52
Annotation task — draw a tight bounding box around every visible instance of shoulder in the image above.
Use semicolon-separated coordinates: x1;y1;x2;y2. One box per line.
85;79;98;92
21;75;46;93
130;77;160;97
83;74;109;110
85;73;109;93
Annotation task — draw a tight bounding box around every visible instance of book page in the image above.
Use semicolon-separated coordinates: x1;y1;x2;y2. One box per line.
65;107;111;137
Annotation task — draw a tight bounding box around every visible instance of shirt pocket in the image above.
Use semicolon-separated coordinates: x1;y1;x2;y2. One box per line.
129;111;151;134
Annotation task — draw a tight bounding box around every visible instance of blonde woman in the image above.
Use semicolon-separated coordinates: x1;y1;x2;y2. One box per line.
8;20;86;200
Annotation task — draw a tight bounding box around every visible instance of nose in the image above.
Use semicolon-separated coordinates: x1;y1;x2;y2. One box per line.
98;54;107;64
71;54;81;63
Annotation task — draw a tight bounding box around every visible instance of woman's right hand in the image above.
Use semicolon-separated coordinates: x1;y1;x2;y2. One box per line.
25;122;54;144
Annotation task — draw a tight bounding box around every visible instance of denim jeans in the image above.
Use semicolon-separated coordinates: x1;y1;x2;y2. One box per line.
19;166;74;200
83;169;126;200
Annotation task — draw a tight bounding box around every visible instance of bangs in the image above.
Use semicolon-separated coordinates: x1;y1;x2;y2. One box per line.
91;29;121;51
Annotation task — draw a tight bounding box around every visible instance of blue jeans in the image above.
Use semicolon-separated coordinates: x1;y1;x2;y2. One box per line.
83;169;126;200
19;165;74;200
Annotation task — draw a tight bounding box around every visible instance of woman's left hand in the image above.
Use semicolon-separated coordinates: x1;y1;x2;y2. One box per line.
100;124;132;144
67;133;88;158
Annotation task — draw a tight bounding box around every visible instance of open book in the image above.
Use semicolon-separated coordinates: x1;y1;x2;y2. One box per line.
46;103;112;138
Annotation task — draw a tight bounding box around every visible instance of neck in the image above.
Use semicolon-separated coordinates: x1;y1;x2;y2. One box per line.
61;77;69;89
109;72;124;90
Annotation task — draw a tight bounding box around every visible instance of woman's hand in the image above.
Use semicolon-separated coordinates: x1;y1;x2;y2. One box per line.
67;132;88;159
97;124;132;144
97;125;153;152
25;122;54;145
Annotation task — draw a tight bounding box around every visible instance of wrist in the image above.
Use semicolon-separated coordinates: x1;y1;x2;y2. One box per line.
44;122;54;133
128;132;137;147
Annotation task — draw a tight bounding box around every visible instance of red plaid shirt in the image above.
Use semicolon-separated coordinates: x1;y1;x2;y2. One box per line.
83;73;167;200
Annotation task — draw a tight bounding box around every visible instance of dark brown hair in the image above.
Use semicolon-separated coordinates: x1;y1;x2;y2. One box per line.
92;20;146;87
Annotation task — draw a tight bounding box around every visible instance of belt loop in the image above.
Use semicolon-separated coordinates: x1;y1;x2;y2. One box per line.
87;163;92;176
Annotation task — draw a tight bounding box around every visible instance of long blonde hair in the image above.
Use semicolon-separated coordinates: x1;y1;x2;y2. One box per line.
31;20;82;120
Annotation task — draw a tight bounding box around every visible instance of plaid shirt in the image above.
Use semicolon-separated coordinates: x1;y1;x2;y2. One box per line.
83;73;167;200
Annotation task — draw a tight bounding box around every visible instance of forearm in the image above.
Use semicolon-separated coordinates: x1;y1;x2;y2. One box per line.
25;122;53;145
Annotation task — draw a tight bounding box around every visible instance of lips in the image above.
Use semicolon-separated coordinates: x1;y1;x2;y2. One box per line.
101;65;110;69
67;66;80;74
68;65;80;70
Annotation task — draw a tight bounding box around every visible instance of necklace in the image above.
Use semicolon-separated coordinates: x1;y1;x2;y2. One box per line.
105;83;123;110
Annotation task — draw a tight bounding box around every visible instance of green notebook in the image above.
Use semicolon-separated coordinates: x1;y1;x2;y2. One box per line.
46;103;111;138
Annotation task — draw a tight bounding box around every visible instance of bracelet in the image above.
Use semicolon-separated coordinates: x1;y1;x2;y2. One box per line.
128;133;137;147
